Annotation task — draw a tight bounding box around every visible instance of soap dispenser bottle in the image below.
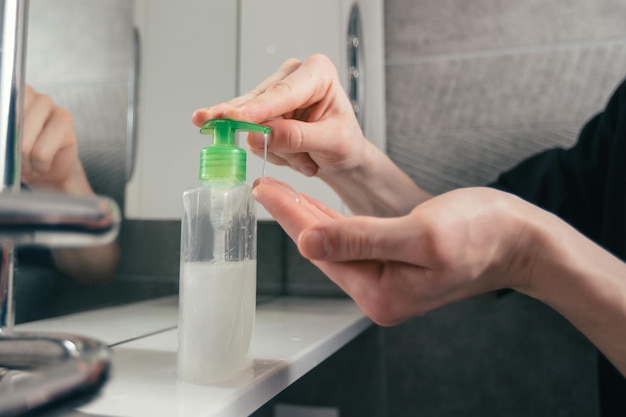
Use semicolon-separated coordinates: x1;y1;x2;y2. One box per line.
178;118;271;384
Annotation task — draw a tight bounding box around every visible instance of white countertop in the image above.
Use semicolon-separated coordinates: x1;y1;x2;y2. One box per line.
17;296;371;417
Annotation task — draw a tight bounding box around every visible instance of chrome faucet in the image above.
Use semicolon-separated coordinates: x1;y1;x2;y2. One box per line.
0;1;120;414
0;0;28;192
0;0;29;336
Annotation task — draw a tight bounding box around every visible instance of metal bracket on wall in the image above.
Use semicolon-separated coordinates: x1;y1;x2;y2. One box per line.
347;2;365;129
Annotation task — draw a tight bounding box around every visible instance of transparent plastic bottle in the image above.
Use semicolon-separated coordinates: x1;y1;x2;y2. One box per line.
178;118;271;384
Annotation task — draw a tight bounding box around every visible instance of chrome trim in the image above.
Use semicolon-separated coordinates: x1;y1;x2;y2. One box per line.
126;26;141;183
0;0;28;191
0;332;112;416
0;191;120;247
347;2;365;129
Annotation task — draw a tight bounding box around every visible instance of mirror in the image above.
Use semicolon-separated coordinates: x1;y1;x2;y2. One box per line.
14;0;174;325
26;0;131;209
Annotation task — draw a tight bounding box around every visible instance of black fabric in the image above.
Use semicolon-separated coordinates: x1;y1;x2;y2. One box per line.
489;75;626;416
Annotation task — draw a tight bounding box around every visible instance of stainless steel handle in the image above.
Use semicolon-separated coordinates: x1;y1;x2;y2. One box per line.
0;192;119;414
0;331;111;416
0;191;120;248
0;189;121;334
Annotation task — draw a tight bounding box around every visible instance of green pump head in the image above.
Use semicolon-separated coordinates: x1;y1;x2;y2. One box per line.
198;118;271;182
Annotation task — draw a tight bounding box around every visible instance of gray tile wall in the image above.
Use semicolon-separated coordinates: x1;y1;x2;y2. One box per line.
386;0;626;194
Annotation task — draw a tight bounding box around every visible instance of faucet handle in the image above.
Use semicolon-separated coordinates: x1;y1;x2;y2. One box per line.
0;331;112;416
0;191;120;248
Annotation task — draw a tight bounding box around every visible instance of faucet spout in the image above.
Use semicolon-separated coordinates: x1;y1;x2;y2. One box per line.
0;0;29;335
0;0;29;191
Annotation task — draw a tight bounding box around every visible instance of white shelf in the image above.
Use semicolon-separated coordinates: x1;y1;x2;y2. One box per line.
17;296;371;417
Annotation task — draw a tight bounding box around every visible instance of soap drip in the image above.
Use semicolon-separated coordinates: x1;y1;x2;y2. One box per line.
261;133;269;179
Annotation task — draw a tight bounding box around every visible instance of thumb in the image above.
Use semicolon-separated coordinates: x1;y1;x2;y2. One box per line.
297;216;424;264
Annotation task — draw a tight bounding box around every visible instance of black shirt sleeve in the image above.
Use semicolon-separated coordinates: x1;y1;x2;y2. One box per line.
488;76;626;417
489;76;626;244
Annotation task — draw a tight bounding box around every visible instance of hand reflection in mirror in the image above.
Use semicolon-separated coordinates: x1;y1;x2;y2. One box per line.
19;84;120;284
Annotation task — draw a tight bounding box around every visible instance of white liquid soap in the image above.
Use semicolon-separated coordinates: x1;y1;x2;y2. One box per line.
178;260;256;383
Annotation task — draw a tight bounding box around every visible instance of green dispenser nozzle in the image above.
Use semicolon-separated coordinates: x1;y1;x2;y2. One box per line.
198;118;272;182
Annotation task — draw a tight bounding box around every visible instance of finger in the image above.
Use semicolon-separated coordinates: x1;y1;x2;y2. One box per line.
299;193;342;219
273;151;319;177
230;57;302;108
223;54;339;124
248;118;346;162
247;130;320;176
249;58;303;94
297;215;432;266
297;193;337;222
23;84;35;108
191;58;303;127
22;90;54;154
29;107;74;174
248;146;290;168
252;177;319;240
254;177;337;221
20;155;33;180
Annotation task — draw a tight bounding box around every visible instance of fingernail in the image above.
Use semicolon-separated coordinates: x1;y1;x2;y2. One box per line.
249;132;269;149
300;229;328;259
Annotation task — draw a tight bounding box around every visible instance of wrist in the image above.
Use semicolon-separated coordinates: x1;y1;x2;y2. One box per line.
508;199;626;313
509;199;626;375
319;140;431;216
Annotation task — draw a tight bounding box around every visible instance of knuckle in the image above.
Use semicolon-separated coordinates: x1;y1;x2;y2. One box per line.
409;209;447;264
308;53;339;79
334;226;373;260
53;106;73;124
285;123;305;151
282;57;302;70
307;53;331;68
348;233;373;259
267;80;293;96
30;147;51;166
38;93;54;109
